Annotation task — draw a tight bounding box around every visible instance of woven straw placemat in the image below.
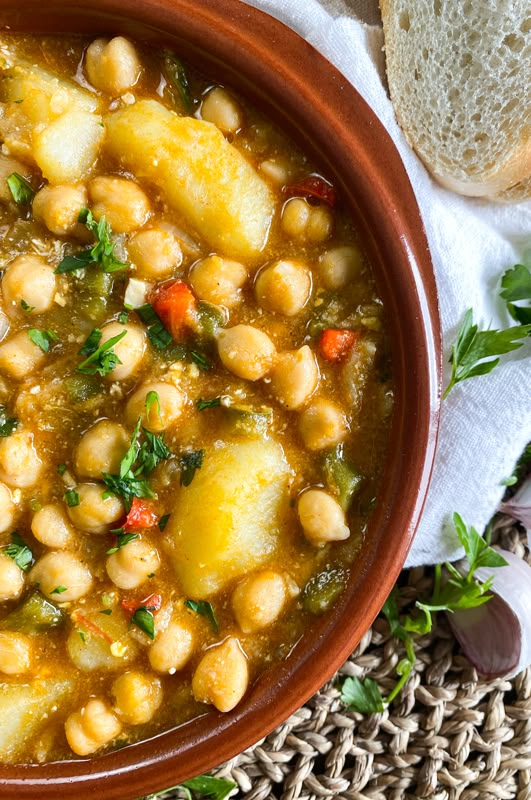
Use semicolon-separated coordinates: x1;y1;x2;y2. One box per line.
156;516;530;800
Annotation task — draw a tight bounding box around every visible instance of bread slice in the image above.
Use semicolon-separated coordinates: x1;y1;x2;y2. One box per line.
380;0;531;198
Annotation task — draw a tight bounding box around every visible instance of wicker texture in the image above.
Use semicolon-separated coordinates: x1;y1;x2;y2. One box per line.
156;518;530;800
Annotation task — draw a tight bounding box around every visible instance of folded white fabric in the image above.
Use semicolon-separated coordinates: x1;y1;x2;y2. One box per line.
243;0;531;567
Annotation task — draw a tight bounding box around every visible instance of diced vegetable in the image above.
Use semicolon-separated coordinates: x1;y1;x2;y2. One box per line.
319;328;359;362
322;445;363;511
151;280;197;340
67;606;139;671
123;497;158;531
1;590;64;633
105;99;274;258
64;373;101;403
195;301;228;341
0;679;72;763
223;404;273;437
302;568;349;615
167;439;292;597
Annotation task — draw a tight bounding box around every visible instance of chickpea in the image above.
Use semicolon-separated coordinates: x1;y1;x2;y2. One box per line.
189;255;248;308
125;381;186;433
258;157;292;185
2;255;57;316
318;245;364;290
128;227;183;280
75;420;129;479
149;620;195;674
0;553;25;601
31;503;76;549
112;671;162;725
106;538;160;590
217;325;276;381
192;637;249;713
298;398;348;450
99;322;146;381
85;36;142;95
254;260;311;317
0;430;42;488
65;698;122;757
232;571;290;633
0;330;47;380
89;176;150;234
32;184;88;237
66;482;124;534
201;87;242;133
297;489;350;547
0;481;15;533
281;197;333;242
29;551;93;602
0;632;32;675
269;346;319;410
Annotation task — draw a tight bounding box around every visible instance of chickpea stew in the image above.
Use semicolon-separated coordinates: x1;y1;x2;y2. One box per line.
0;34;393;763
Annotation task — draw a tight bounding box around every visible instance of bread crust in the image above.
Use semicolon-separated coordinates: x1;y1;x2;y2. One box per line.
380;0;531;200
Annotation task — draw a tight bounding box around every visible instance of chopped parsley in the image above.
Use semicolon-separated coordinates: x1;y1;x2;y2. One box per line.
179;449;204;487
191;350;211;370
158;514;170;532
57;463;67;476
50;586;68;595
102;418;171;509
5;532;33;571
20;299;35;313
6;172;34;206
99;609;113;616
136;303;172;350
184;599;218;633
131;606;155;640
55;208;128;274
28;328;58;353
0;407;18;438
64;489;80;507
145;390;161;420
77;329;126;376
118;309;130;324
106;532;139;555
196;396;222;411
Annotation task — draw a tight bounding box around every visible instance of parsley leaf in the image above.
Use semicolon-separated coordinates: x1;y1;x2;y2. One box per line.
106;532;139;554
340;676;384;714
184;599;219;633
162;51;193;113
78;328;102;356
102;473;156;506
131;606;155;640
191;350;211;370
181;775;236;800
20;299;35;313
77;330;126;376
0;407;18;438
64;489;80;507
5;532;33;571
179;450;204;486
50;585;68;595
500;263;531;325
136;303;172;350
28;328;58;353
196;397;222;411
6;172;34;205
55;209;128;274
158;513;170;531
443;309;531;399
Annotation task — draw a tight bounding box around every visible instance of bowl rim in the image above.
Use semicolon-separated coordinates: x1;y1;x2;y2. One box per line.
0;1;441;796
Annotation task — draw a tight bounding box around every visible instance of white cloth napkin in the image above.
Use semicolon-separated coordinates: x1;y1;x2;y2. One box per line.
243;0;531;567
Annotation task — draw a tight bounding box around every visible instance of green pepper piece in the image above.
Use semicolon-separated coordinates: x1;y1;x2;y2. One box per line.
302;568;349;615
75;268;114;322
1;590;64;633
223;404;273;437
322;445;363;511
64;373;101;403
195;301;228;341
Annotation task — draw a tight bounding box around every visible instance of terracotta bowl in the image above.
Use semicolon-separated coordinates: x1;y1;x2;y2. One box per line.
0;1;441;797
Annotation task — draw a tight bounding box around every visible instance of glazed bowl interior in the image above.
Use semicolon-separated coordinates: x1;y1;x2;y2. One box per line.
0;1;441;797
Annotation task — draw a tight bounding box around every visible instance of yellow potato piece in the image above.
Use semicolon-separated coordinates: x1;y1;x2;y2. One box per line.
167;439;292;597
32;109;104;184
105;99;274;259
0;678;72;762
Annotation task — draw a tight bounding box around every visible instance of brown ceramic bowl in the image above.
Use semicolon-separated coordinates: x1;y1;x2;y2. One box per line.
0;1;441;797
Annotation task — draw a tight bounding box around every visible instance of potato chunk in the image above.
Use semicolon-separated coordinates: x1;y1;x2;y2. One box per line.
167;439;291;597
32;110;104;184
105;99;274;258
0;679;71;762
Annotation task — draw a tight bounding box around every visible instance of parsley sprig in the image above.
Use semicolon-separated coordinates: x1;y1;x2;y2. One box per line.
5;532;33;571
102;418;171;509
77;328;126;377
145;774;235;800
55;208;128;274
340;513;507;714
443;308;531;399
500;263;531;324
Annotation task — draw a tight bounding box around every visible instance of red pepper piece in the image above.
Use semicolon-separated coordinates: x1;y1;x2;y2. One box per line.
121;593;162;615
283;175;337;207
319;328;359;362
151;279;197;340
123;497;159;531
